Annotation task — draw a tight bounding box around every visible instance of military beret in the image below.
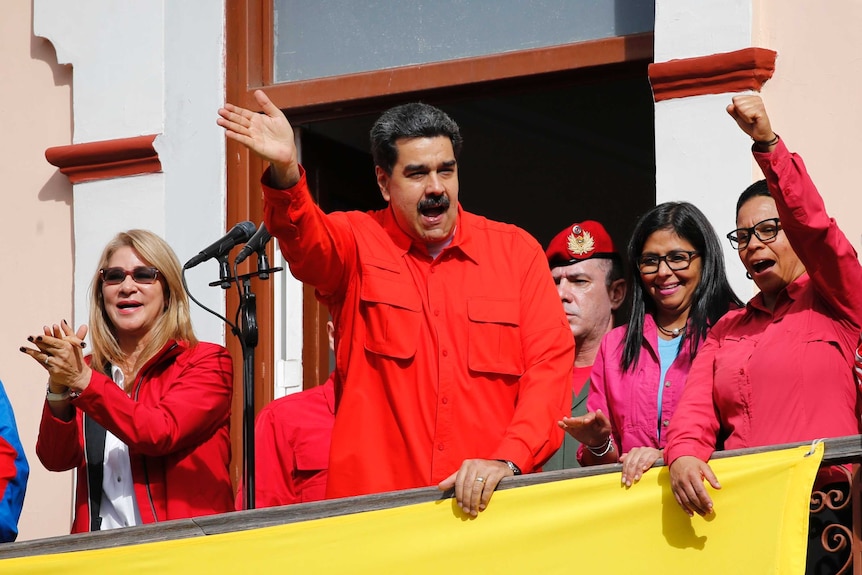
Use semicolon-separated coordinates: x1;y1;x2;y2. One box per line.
545;220;619;268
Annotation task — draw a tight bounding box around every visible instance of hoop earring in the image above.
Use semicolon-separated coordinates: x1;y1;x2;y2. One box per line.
745;272;753;280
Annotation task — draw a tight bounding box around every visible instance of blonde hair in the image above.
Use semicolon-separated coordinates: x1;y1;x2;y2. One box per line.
88;230;197;385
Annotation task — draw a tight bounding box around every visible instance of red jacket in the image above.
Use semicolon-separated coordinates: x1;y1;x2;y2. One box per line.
36;341;234;533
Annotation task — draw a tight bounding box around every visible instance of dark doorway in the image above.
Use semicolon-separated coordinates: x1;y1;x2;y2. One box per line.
294;62;654;379
298;64;655;252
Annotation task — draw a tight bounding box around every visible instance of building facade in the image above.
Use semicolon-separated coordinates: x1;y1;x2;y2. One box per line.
3;0;859;539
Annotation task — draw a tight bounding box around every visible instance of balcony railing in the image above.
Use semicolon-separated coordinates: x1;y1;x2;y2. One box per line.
2;435;861;572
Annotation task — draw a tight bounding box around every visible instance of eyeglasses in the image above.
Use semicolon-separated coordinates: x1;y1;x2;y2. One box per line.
100;266;160;285
726;218;781;250
637;251;700;274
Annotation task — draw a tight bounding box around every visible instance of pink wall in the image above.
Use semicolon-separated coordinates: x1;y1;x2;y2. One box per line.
756;0;862;255
0;2;75;539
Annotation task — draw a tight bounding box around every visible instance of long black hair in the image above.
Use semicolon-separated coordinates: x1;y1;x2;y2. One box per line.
621;202;742;371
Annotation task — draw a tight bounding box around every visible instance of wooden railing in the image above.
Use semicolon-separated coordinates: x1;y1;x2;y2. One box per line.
2;435;862;570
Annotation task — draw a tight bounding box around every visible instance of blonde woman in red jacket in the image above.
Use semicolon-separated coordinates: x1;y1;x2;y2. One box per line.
21;229;234;533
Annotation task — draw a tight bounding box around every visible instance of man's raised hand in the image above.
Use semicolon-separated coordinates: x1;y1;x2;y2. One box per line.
217;89;301;188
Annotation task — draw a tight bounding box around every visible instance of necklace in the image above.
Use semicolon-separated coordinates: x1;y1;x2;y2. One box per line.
657;324;685;338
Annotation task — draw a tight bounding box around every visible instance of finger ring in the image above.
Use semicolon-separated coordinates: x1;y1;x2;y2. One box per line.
475;477;485;483
43;356;50;366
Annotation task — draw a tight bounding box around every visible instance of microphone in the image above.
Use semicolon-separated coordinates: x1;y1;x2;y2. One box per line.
234;223;272;266
184;221;257;269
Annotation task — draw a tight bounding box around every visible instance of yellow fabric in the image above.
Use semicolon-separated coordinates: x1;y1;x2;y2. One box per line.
4;444;823;574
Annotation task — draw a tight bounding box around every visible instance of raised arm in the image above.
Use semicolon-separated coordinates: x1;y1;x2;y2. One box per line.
728;94;862;329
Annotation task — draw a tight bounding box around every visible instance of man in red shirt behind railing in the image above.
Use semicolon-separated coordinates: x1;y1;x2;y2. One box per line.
218;91;573;517
235;321;336;509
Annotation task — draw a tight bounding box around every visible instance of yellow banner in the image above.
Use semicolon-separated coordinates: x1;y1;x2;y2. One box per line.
4;444;823;574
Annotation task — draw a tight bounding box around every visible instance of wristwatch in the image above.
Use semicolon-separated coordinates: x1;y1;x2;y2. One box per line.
498;459;522;476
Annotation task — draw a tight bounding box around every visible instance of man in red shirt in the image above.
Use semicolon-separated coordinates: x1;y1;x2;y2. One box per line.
236;322;336;509
542;221;625;471
218;91;573;517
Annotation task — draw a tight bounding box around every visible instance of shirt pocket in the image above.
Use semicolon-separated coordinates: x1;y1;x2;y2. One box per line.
360;270;422;360
796;330;849;397
294;431;330;503
713;335;752;416
467;297;524;376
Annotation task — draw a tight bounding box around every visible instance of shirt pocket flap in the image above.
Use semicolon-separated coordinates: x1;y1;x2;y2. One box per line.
294;430;330;472
360;270;421;311
467;298;520;325
467;297;524;376
360;271;422;359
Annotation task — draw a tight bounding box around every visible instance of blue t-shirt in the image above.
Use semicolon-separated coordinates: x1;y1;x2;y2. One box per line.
656;337;683;441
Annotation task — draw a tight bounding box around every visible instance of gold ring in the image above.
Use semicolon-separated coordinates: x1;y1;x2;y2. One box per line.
475;477;485;483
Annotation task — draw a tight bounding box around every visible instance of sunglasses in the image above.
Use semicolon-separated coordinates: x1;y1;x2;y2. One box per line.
100;266;160;285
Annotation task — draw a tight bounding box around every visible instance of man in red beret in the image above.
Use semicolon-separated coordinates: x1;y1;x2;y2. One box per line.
543;221;626;470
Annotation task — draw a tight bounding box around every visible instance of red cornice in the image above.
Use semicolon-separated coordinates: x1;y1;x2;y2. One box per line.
45;135;162;183
648;47;777;102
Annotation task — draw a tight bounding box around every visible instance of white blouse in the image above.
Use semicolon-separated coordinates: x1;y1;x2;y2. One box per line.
98;365;142;530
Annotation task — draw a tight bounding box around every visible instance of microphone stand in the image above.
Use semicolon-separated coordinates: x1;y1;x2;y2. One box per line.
239;274;257;511
217;254;234;289
195;249;282;511
234;251;282;511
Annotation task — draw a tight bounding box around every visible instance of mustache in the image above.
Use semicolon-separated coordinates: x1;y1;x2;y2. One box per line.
418;195;451;211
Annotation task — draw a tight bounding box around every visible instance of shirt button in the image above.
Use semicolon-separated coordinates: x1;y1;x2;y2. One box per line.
664;381;671;387
662;419;670;427
117;477;122;482
441;397;448;405
442;349;448;357
438;443;445;451
434;309;440;317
